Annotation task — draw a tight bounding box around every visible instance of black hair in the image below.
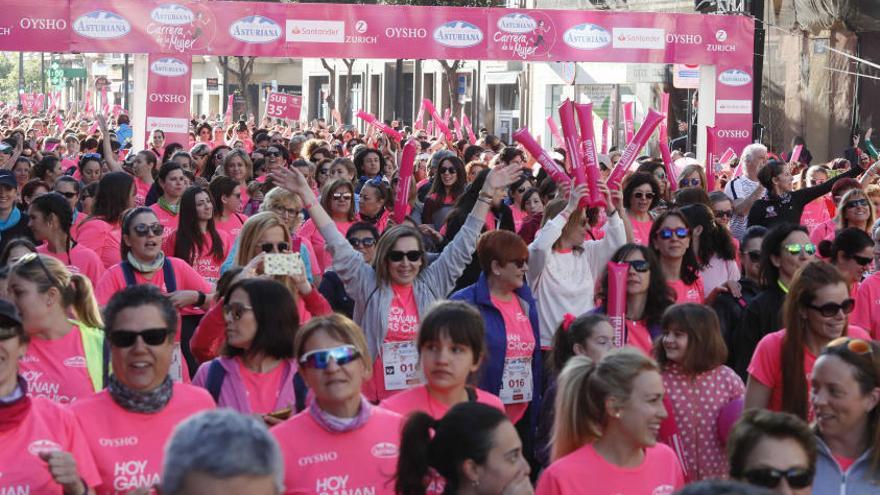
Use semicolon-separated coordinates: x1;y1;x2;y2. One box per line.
33;155;60;181
353;147;386;178
0;238;37;266
119;206;157;260
417;301;485;366
622;172;661;210
104;284;178;334
757;159;786;193
427;154;467;199
88;171;134;224
209;175;240;216
346;221;380;241
156;161;184;198
395;402;510;495
649;209;702;285
549;313;611;374
679;203;736;265
740;225;768;253
498;145;525;165
520;187;540;211
221;278;299;361
30;192;75;260
204;145;231;179
174;186;225;264
759;223;808;287
78;154;102;177
162;143;184;164
819;227;874;261
462;145;484;164
54;175;81;195
600;243;675;328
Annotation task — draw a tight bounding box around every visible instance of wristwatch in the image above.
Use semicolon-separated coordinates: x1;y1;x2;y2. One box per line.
194;291;206;307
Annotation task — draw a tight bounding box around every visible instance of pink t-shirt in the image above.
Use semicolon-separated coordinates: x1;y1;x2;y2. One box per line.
271;407;403;495
214;213;247;239
95;257;212;308
810;218;837;248
536;443;685;495
380;384;505;419
364;284;420;403
298;218;354;272
800;197;832;233
150;203;179;240
70;384;215;495
748;326;870;416
625;319;654;355
851;272;880;339
162;230;232;288
70;210;87;240
238;358;286;415
19;326;96;405
510;205;527;232
134;178;151;207
491;295;536;424
75;218;122;269
668;277;705;304
37;242;103;284
0;398;102;493
629;215;654;246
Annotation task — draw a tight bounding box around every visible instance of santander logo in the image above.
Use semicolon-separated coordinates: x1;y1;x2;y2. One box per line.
433;21;484;48
150;4;194;25
72;10;131;39
230;15;282;44
150;57;189;77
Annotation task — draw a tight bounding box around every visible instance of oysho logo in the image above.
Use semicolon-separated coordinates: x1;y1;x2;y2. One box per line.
385;27;427;39
99;436;139;447
286;20;345;43
73;10;131;39
371;442;399;458
28;439;62;456
150;57;188;77
63;356;87;368
298;451;338;466
149;93;187;103
612;27;665;50
718;69;751;87
497;13;537;34
19;18;68;30
563;23;610;50
230;16;282;44
717;129;750;138
150;4;194;25
433;21;483;48
666;33;702;45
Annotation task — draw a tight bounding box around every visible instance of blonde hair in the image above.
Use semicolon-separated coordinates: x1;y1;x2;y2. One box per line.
11;254;103;328
551;349;659;461
294;314;373;370
260;187;303;212
835;188;875;231
222;149;253;182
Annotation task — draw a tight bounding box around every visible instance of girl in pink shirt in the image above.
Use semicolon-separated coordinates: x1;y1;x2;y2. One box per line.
9;254;107;404
209;176;246;239
131;151;157;207
299;179;357;272
819;227;873;297
537;349;685;495
150;162;187;240
75;171;136;268
164;186;231;288
381;301;504;419
811;188;874;251
222;149;253;210
650;210;720;305
422;153;467;230
655;304;745;482
272;314;404;495
395;402;532;495
71;285;215;494
29;192;103;284
745;261;870;421
623;172;661;246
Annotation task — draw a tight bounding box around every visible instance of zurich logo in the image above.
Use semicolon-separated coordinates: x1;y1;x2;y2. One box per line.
230;15;282;44
718;69;751;86
73;10;131;40
150;4;195;25
433;21;484;48
563;23;610;50
150;57;189;77
497;13;537;34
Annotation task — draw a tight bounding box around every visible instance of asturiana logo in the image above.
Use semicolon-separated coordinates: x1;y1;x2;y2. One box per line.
150;57;189;77
73;10;131;39
497;13;537;34
718;69;751;87
230;16;282;43
150;4;195;25
563;23;610;50
433;21;483;48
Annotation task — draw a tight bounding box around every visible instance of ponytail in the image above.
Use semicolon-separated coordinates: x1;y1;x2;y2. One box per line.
395;412;436;495
68;274;103;329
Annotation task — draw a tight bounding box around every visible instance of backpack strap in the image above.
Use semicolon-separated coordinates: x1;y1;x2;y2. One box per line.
120;261;137;287
466;386;477;403
205;360;226;403
101;337;110;389
162;258;177;293
294;372;309;413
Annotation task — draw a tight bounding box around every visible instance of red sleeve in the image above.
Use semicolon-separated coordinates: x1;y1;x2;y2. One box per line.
301;288;333;319
191;301;226;364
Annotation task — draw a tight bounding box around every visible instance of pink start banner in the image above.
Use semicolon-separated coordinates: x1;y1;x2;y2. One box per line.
265;92;302;121
0;0;755;153
145;53;192;148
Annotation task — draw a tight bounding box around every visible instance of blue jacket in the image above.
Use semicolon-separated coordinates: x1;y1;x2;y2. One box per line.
451;273;542;433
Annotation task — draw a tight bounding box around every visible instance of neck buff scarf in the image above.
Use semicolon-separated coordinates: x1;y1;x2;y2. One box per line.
308;392;373;433
127;251;165;273
0;376;32;432
107;374;173;414
0;207;21;232
157;196;179;216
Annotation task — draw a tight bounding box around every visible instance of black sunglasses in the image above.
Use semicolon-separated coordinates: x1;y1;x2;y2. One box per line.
745;250;761;263
108;328;172;348
348;237;376;249
742;468;814;490
388;250;420;262
506;258;528;268
713;209;732;219
627;259;650;273
57;191;78;199
848;254;873;266
845;198;869;209
260;242;290;253
439;166;457;175
807;298;856;317
132;223;164;237
266;150;282;158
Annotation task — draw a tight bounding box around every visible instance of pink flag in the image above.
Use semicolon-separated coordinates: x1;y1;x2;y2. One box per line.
394;140;418;224
607;109;664;189
356;110;403;142
623;102;635;144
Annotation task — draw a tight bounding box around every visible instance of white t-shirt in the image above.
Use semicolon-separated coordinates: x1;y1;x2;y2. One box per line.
724;175;761;240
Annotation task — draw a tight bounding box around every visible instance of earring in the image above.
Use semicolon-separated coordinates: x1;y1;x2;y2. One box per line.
472;479;480;487
613;412;621;418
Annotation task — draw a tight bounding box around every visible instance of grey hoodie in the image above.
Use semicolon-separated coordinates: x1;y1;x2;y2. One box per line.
813;435;880;495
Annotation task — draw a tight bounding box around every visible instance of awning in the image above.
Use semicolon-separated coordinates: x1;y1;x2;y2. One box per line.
485;71;519;85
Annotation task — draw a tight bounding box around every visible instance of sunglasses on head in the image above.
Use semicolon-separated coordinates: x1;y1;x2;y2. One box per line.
222;302;253;321
626;259;650;272
15;252;60;288
332;192;353;201
784;243;816;256
132;223;164;237
299;345;361;369
658;227;689;240
847;253;873;266
745;250;761;263
807;298;855;317
679;178;701;187
742;468;814;490
348;237;376;249
713;209;733;219
633;191;655;200
260;242;289;253
108;328;172;348
439;166;457;175
827;336;872;354
388;250;420;262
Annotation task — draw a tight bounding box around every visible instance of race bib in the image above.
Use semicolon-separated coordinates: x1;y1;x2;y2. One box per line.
499;357;533;404
382;340;422;391
169;342;184;383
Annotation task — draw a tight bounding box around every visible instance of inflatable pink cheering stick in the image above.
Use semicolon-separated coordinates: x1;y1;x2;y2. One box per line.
659;93;670;146
606;262;628;348
461;113;477;145
546;116;564;148
356;110;403;143
601;119;609;154
574;102;606;209
452;117;463;142
558;100;587;205
224;94;234;126
623;102;635;143
606;108;664;190
422;99;453;142
393;139;418;224
512;127;570;186
659;141;678;192
414;101;424;130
